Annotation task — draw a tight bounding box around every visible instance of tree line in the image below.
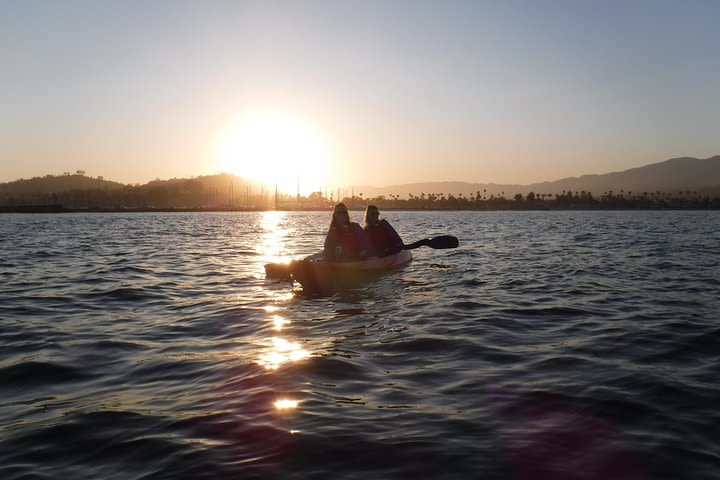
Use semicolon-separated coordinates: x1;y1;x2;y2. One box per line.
2;173;719;211
337;189;720;210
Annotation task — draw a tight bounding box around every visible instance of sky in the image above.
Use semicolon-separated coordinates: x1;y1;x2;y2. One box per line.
2;0;719;193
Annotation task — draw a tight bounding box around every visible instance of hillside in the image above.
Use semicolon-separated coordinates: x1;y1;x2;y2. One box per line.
529;156;720;197
0;174;125;195
0;172;274;209
358;156;720;198
2;155;719;209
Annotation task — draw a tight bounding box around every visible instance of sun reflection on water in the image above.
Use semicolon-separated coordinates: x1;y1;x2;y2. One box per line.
273;292;294;302
258;210;294;269
258;337;310;370
255;211;309;420
274;399;299;410
272;315;289;330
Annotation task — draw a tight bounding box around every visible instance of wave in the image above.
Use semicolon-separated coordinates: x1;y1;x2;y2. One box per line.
84;286;168;302
0;361;93;388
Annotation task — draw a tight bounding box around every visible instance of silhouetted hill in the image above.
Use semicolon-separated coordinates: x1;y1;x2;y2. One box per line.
359;156;720;198
530;156;720;197
0;172;273;209
2;155;718;210
0;174;124;195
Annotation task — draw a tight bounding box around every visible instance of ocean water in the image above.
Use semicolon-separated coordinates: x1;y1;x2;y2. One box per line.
1;210;719;480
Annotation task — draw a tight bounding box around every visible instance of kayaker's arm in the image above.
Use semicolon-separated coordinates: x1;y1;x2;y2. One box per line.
380;219;404;250
323;228;339;259
352;223;372;259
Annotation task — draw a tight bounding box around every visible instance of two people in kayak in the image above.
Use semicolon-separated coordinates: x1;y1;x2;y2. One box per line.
323;203;403;261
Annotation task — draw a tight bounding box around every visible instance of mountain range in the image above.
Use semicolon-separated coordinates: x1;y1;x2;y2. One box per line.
356;155;720;198
2;155;719;200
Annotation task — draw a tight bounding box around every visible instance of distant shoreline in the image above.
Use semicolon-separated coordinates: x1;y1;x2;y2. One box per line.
2;205;719;214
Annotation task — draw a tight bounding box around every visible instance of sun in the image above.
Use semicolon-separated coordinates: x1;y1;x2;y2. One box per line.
217;110;331;195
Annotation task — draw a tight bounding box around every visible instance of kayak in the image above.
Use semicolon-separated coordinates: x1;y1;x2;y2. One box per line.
263;235;458;295
289;250;413;295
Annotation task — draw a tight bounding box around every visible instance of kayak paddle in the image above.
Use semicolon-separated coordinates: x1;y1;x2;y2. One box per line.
402;235;459;250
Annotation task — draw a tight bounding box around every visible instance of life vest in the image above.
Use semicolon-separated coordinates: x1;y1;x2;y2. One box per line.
365;219;403;254
326;223;370;259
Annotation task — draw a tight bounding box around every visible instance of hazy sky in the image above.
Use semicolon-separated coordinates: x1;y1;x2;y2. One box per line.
2;0;719;191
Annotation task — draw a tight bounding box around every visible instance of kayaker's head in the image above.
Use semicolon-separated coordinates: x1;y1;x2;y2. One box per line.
331;203;350;228
364;204;380;227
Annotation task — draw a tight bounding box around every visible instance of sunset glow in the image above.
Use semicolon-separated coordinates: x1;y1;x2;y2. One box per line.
4;4;720;187
217;111;331;195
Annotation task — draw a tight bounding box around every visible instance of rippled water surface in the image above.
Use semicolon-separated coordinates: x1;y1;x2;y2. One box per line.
1;211;719;479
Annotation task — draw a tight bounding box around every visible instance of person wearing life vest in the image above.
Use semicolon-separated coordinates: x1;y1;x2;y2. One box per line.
363;204;404;256
323;203;371;261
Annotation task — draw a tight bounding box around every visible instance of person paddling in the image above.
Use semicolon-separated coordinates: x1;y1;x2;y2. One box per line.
363;204;404;256
323;203;371;261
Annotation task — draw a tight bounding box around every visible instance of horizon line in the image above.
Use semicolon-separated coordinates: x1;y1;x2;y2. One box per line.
2;154;718;193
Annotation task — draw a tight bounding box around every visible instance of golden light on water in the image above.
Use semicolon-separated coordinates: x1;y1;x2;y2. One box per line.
217;110;331;195
273;292;294;302
258;337;310;370
257;210;294;274
255;209;307;419
273;315;289;331
274;399;299;410
265;305;290;330
260;210;288;250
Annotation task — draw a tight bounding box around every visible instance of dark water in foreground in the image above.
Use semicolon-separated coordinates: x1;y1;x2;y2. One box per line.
1;211;719;480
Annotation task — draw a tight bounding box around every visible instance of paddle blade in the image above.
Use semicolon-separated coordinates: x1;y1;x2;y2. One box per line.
402;235;459;250
427;235;459;249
